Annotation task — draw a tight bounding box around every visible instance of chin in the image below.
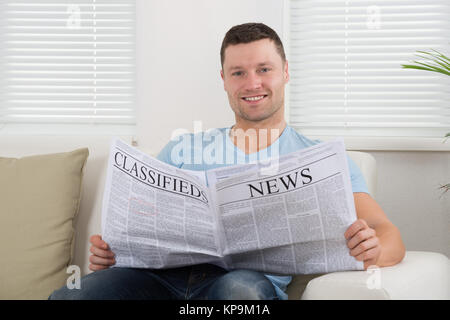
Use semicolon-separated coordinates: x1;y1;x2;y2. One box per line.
242;113;273;122
242;108;281;123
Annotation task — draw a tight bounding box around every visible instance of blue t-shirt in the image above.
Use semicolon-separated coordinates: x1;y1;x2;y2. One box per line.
157;125;369;299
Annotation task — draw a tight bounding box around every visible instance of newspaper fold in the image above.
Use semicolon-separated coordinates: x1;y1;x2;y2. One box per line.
101;138;364;275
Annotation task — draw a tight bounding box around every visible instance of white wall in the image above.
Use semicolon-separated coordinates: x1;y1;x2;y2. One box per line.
135;0;449;257
371;151;449;257
136;0;285;154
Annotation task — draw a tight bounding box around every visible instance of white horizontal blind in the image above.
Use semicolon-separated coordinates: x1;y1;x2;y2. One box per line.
0;0;136;125
287;0;450;137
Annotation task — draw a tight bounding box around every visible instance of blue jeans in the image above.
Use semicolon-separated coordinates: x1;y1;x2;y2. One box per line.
48;264;278;300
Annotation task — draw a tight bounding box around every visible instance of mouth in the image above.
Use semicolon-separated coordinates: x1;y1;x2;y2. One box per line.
241;94;268;103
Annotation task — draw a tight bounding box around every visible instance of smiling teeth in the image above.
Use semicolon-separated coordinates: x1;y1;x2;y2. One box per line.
244;96;264;101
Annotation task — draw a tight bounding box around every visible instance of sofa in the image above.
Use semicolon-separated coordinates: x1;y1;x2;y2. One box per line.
0;134;448;300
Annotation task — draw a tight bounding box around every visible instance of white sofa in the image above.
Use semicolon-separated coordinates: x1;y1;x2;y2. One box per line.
1;134;448;300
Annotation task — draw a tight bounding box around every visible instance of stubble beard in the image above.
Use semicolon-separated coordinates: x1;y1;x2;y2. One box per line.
232;94;284;123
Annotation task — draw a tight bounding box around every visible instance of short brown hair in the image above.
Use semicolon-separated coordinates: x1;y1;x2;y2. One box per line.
220;23;286;68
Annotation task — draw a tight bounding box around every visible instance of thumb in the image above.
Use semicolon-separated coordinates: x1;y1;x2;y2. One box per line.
90;234;109;250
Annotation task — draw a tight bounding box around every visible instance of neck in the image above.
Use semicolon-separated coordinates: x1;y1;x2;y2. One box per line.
230;118;287;154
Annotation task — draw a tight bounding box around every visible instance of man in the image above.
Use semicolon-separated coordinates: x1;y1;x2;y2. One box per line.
50;23;405;300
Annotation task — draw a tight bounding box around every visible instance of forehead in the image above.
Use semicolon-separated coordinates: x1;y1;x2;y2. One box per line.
223;39;282;70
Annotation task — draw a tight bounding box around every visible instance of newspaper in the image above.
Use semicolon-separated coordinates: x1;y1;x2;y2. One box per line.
101;138;364;275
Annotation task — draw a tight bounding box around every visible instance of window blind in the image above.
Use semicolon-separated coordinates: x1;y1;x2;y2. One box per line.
0;0;136;126
287;0;450;137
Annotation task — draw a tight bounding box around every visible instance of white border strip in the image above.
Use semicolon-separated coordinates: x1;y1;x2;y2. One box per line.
308;136;450;151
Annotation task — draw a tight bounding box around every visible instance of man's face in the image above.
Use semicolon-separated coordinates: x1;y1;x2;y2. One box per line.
221;39;289;125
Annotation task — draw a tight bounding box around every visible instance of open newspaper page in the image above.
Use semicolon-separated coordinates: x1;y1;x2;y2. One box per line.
206;139;364;275
101;139;225;269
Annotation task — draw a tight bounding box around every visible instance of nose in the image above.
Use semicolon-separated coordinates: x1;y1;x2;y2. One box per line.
244;71;262;91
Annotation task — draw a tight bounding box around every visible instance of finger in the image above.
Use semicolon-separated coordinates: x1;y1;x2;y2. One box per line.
354;246;379;262
90;234;109;250
90;245;115;259
364;259;379;270
347;228;376;249
89;263;109;272
89;254;115;267
344;219;368;240
349;236;379;257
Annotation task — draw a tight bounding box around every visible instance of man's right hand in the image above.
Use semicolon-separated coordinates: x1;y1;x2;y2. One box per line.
89;234;116;271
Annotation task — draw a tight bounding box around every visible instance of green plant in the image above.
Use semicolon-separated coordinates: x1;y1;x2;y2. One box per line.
402;49;450;196
402;49;450;75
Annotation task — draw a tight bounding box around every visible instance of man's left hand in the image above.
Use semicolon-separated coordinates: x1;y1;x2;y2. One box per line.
344;219;381;269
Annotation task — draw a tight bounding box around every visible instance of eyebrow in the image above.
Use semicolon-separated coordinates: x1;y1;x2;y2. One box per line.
228;62;273;71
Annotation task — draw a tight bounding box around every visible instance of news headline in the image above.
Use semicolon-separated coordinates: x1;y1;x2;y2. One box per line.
114;151;209;204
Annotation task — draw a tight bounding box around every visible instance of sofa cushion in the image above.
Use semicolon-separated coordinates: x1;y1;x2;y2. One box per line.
0;148;89;299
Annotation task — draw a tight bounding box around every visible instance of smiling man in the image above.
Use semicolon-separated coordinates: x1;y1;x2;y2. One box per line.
221;39;287;125
50;23;405;300
220;27;289;155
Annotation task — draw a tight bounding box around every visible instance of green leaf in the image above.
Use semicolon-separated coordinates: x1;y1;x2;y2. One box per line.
430;49;450;63
403;61;450;76
402;64;431;70
401;65;435;72
417;50;450;62
415;54;450;71
403;49;450;76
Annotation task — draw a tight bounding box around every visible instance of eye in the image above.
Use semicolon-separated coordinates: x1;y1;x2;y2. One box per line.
232;71;243;76
259;67;271;73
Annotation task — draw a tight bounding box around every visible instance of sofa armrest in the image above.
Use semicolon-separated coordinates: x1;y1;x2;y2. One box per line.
301;251;449;300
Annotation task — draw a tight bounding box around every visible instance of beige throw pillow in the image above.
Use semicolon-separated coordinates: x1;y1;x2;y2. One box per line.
0;148;89;299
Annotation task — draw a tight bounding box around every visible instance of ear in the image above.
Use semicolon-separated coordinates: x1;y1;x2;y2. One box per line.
220;69;227;90
284;60;290;83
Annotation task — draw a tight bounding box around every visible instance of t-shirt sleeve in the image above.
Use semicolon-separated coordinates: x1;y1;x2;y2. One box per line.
347;155;369;194
156;133;195;168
